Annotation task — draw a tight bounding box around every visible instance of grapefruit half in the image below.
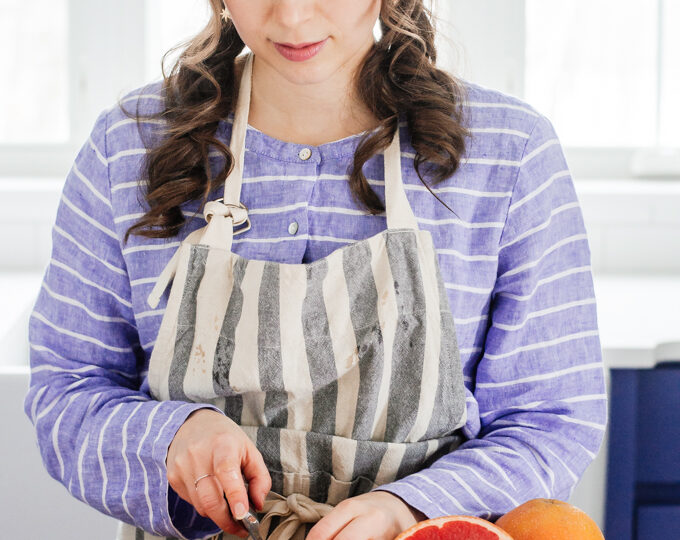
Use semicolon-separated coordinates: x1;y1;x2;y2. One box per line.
395;515;514;540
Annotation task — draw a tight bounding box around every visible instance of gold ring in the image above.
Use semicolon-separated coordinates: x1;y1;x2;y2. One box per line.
194;473;215;489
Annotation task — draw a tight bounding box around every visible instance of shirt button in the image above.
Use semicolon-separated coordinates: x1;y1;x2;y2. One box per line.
288;221;299;235
298;147;312;161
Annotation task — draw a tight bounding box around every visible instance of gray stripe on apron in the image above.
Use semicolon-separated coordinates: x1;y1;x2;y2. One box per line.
352;439;387;489
258;261;288;428
395;440;429;479
256;427;284;496
303;259;337;434
424;249;466;439
213;256;249;423
255;263;285;495
169;245;208;400
421;435;464;472
343;241;383;441
435;434;463;457
304;432;334;502
384;231;426;441
302;259;337;502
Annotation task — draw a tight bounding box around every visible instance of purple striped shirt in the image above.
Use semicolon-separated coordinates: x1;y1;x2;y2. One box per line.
24;77;607;539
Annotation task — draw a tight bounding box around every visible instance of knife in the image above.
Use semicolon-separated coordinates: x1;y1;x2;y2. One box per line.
238;507;263;540
223;492;263;540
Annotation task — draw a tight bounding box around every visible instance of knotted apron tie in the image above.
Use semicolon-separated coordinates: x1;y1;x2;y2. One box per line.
146;200;250;309
258;492;334;540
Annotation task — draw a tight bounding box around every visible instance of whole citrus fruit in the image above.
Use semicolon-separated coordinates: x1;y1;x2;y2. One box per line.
495;498;604;540
395;515;514;539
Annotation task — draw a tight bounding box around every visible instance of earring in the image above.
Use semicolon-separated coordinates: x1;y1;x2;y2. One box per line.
221;5;231;22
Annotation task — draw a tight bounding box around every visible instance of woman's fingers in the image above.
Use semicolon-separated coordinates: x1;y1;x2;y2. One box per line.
193;475;248;537
165;410;271;536
333;516;373;540
242;443;272;511
307;500;358;540
212;444;252;521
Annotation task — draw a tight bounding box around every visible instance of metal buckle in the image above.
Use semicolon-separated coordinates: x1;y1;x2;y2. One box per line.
211;198;251;235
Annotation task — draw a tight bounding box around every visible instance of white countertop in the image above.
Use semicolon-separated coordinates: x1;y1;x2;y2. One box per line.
591;271;680;368
1;270;679;369
0;271;43;367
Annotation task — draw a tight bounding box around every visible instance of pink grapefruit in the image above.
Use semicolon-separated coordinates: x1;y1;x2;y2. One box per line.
396;515;514;540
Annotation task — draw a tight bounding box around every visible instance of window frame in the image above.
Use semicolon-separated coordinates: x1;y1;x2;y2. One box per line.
0;0;146;177
442;0;679;180
1;0;677;180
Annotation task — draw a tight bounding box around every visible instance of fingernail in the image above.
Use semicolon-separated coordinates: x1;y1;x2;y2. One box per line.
233;502;246;520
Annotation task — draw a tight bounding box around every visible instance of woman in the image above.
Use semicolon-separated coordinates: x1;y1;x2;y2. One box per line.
24;1;607;539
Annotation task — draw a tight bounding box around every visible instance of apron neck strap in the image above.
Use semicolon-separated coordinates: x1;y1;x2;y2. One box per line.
222;51;418;232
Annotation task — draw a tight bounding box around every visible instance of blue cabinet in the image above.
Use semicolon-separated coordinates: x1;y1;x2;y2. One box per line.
605;366;680;539
637;506;680;537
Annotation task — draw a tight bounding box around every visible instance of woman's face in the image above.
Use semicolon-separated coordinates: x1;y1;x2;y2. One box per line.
225;0;382;83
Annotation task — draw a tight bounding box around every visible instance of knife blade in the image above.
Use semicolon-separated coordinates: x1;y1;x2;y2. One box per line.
238;507;263;540
223;492;263;539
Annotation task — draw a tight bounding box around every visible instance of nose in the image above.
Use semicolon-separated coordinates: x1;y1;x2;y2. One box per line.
271;0;316;30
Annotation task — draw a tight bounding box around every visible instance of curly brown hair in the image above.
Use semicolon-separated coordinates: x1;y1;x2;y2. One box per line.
119;0;471;245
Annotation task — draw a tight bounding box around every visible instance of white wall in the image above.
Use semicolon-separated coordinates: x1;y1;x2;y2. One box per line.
2;176;679;274
1;369;120;539
435;0;526;98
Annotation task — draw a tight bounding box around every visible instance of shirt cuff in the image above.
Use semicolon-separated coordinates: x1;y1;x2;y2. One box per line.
154;403;226;539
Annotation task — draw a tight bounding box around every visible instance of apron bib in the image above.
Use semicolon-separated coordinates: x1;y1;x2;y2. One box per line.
118;51;466;540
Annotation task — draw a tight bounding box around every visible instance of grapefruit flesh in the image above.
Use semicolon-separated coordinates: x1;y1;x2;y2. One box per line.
396;516;514;540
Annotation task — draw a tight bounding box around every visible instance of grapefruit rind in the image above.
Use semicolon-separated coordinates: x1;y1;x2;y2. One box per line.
494;498;604;540
395;515;514;540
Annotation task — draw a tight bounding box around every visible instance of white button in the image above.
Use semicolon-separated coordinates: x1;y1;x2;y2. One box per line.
288;221;299;235
298;148;312;161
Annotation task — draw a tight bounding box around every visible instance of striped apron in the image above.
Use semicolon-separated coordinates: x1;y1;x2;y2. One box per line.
117;51;467;540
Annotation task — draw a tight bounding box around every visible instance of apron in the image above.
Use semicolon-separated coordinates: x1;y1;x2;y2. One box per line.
117;50;467;540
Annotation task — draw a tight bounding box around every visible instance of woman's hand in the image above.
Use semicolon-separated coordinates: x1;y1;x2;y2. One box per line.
166;408;272;537
306;490;427;540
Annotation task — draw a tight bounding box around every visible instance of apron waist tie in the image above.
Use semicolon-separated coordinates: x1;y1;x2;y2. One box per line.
259;492;334;540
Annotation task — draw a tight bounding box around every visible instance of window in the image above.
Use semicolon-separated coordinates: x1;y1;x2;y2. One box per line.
1;0;678;179
0;0;69;144
0;0;146;177
526;0;658;148
145;0;212;84
525;0;680;178
443;0;680;179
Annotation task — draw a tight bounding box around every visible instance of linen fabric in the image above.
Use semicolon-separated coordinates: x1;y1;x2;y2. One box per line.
24;53;607;540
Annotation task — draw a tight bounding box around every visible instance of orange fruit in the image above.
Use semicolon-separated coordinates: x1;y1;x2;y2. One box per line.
395;515;515;539
495;498;604;540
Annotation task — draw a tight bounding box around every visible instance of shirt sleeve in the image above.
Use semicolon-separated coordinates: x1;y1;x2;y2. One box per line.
22;107;224;539
372;113;608;521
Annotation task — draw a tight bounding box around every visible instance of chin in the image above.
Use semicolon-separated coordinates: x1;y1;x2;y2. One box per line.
266;47;336;82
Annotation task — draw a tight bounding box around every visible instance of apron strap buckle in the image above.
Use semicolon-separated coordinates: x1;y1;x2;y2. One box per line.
204;198;251;235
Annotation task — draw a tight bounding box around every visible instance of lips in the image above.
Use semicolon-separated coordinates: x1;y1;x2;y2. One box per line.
276;40;324;49
273;38;328;62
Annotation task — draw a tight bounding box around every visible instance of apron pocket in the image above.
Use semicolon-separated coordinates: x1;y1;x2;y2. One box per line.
269;469;378;506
